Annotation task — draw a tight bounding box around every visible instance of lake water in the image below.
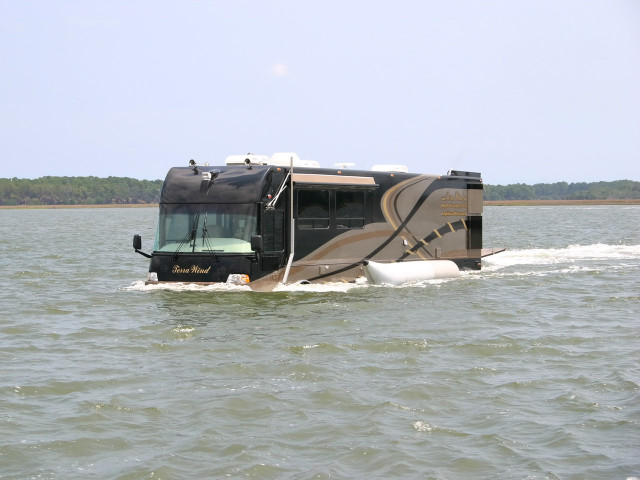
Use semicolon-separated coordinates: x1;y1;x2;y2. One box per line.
1;206;638;479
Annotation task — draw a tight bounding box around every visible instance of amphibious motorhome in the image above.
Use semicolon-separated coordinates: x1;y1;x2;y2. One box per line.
133;153;501;290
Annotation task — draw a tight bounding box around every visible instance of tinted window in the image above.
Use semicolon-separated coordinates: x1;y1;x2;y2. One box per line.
336;191;365;229
297;190;329;229
154;203;257;253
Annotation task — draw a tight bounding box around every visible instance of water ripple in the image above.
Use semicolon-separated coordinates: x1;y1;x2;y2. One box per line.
1;207;639;479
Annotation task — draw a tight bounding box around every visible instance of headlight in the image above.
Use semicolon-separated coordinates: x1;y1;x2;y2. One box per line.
226;274;250;284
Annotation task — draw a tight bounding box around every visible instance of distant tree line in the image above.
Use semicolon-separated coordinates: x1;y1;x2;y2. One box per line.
1;176;639;206
0;176;163;206
484;180;640;201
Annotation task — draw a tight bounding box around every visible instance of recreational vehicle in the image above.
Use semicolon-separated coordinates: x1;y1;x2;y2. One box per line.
133;153;501;289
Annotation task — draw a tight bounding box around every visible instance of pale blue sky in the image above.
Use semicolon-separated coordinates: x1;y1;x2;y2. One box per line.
2;0;639;184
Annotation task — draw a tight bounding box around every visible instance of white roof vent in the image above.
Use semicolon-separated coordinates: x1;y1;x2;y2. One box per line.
371;164;409;173
225;152;320;167
270;152;320;167
334;162;356;169
225;154;270;165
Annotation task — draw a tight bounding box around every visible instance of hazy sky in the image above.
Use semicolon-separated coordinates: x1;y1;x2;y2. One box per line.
2;1;639;184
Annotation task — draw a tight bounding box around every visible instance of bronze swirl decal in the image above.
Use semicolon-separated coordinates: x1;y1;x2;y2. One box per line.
396;218;468;261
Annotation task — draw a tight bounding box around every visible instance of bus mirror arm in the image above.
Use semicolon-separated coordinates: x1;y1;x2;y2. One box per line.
133;234;153;259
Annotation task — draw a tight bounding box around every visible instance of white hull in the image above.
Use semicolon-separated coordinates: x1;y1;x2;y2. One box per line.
363;260;460;286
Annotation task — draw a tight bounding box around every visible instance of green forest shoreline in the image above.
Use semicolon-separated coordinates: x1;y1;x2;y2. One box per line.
1;176;639;207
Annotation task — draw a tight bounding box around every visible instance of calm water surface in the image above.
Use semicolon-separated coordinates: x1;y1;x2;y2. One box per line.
1;206;638;479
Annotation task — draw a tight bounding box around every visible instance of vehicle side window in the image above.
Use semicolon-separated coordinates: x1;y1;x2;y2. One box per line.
297;190;330;229
336;191;365;229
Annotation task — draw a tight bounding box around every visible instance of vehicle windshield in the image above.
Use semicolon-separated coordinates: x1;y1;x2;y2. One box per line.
153;203;257;254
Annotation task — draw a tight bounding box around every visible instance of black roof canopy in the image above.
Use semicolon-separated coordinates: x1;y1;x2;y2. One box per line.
160;165;276;204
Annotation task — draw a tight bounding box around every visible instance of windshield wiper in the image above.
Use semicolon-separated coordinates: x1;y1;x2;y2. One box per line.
172;213;199;260
201;213;217;262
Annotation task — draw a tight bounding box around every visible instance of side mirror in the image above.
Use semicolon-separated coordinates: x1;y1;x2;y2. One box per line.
132;234;152;258
250;235;263;253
